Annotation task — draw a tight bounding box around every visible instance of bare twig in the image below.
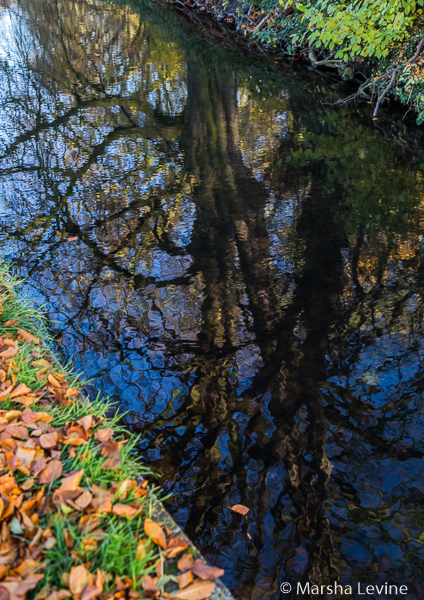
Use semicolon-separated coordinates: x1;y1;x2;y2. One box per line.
373;35;424;117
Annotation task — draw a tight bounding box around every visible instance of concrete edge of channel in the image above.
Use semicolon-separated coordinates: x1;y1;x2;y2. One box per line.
151;502;235;600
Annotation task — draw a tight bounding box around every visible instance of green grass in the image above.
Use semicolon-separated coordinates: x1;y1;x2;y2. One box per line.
0;263;164;597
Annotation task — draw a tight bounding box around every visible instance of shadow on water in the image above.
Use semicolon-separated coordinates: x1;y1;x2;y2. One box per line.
2;0;424;596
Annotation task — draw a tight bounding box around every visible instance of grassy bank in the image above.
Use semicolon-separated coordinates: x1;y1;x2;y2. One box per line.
0;264;225;600
170;0;424;124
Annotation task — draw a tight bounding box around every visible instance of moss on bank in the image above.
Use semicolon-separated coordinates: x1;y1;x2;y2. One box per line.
0;264;225;600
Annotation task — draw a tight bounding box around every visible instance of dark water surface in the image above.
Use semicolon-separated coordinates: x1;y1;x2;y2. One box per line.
2;0;424;596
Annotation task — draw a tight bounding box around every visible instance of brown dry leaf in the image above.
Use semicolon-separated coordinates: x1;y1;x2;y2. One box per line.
77;415;93;433
112;503;138;519
38;460;63;484
74;490;92;510
47;374;62;388
100;440;119;458
172;581;215;600
101;454;121;470
144;518;167;549
14;446;35;467
141;576;158;594
17;330;39;345
191;560;224;581
39;432;58;449
0;385;14;401
229;504;249;516
9;384;31;398
80;585;101;600
46;590;72;600
94;429;113;443
166;536;188;559
94;570;103;593
57;470;84;493
0;348;17;359
176;572;193;590
90;485;113;513
68;565;92;596
65;388;79;398
177;554;194;572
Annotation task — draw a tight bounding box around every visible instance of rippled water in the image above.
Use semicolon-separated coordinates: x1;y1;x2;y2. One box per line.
2;0;424;596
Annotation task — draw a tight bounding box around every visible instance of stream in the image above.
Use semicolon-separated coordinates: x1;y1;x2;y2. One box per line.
1;0;424;596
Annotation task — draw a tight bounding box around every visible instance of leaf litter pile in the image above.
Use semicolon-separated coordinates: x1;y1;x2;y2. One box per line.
0;267;225;600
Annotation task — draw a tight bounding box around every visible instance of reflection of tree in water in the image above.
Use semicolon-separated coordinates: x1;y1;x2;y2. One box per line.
1;0;424;596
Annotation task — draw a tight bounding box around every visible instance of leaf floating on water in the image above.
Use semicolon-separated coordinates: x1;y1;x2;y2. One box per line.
191;560;224;581
68;237;78;242
229;504;249;515
172;580;216;600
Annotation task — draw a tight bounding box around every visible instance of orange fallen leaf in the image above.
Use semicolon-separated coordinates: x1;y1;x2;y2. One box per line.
176;571;194;590
91;485;113;513
112;503;138;519
141;576;158;594
74;490;93;510
10;383;31;398
166;535;188;558
68;565;92;596
172;580;215;600
81;584;101;600
144;518;167;549
40;432;58;449
38;459;63;484
229;504;249;516
48;374;62;388
57;470;84;493
68;237;78;242
191;560;224;581
94;428;114;443
0;348;17;359
17;330;39;345
177;554;194;572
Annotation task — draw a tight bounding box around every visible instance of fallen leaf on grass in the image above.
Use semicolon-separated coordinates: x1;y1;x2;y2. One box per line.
191;560;224;580
0;348;17;359
17;330;39;345
144;518;167;549
38;459;63;484
177;554;194;572
57;470;84;493
172;580;215;600
68;565;92;596
10;384;31;398
94;428;113;443
81;584;101;600
141;576;158;594
229;504;249;516
74;490;93;510
39;432;58;449
112;503;138;519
